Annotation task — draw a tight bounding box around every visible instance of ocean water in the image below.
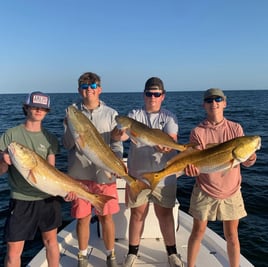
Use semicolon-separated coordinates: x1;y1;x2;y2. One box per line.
0;90;267;267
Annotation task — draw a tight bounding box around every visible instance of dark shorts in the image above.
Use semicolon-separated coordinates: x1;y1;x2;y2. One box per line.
4;197;62;242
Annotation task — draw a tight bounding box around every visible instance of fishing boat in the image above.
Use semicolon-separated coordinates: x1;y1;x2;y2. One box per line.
27;178;253;267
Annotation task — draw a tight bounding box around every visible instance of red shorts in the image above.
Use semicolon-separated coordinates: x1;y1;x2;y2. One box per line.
71;180;119;218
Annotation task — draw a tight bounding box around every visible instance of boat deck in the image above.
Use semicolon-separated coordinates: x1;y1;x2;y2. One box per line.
27;179;254;267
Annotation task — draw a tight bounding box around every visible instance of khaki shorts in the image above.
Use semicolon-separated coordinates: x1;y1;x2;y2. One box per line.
71;180;119;218
126;183;178;209
189;184;247;221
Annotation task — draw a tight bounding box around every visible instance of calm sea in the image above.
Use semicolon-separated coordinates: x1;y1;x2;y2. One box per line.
0;90;267;267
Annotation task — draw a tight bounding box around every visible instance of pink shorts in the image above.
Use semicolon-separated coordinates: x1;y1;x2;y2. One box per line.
71;180;119;218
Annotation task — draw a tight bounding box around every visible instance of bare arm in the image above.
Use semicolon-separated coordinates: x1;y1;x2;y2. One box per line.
0;151;10;175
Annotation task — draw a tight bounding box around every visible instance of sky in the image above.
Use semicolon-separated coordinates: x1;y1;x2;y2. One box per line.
0;0;268;93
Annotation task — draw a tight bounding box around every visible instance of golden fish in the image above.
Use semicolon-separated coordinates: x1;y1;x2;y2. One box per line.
8;142;115;214
66;105;150;201
142;136;261;191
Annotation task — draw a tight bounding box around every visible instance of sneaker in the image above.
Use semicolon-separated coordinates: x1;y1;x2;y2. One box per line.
122;254;137;267
106;253;119;267
77;252;90;267
168;254;184;267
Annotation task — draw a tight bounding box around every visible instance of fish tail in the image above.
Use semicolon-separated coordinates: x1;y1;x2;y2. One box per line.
92;194;115;214
175;143;197;151
142;171;163;191
128;179;151;202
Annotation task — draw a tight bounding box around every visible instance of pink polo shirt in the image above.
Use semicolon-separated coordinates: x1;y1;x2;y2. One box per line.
190;118;244;199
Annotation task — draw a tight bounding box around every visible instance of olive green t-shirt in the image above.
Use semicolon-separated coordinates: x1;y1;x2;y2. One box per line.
0;124;59;200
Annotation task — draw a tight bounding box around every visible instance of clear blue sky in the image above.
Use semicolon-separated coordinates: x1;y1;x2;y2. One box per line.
1;0;267;93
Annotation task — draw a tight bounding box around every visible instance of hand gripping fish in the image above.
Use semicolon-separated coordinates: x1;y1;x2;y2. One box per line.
8;142;114;214
142;136;261;191
115;115;192;151
66;105;151;201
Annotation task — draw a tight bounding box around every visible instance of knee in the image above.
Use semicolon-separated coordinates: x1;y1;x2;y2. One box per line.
43;237;59;249
224;232;239;246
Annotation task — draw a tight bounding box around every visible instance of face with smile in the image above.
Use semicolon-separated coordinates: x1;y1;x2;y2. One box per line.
203;95;227;123
78;82;102;105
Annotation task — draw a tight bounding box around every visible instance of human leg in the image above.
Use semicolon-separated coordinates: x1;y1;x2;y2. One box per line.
72;197;92;267
154;204;183;267
98;214;119;267
42;228;60;267
98;214;115;250
187;218;207;267
154;204;176;245
123;203;149;267
77;215;91;251
4;241;24;267
95;182;120;267
223;220;240;267
129;203;149;245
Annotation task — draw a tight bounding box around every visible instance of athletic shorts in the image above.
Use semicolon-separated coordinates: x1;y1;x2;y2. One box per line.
71;180;119;218
126;183;178;209
189;184;247;221
5;197;62;242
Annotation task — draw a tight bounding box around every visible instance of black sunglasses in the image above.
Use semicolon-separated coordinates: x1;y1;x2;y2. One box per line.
204;96;224;103
145;92;163;98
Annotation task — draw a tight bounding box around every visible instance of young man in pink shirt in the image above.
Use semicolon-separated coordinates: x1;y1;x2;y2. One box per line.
185;88;257;267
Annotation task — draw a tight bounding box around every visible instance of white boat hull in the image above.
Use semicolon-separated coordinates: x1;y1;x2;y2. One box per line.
27;179;254;267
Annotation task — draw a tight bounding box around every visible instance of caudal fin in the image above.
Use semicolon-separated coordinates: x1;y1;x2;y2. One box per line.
92;194;115;214
128;179;151;202
174;143;197;151
142;171;164;192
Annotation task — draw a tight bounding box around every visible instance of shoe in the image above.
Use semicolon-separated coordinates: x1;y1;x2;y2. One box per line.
106;253;119;267
122;254;137;267
77;252;90;267
168;254;184;267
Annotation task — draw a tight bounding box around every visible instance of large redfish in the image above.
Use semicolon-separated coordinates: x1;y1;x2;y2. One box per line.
142;136;261;191
66;105;151;201
8;142;114;214
115;115;193;151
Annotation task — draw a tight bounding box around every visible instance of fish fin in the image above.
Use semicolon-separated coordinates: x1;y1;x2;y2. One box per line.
221;159;236;177
129;129;139;139
142;171;163;192
173;142;197;152
104;170;112;179
130;137;139;145
128;179;151;202
27;171;37;184
75;137;86;152
92;194;116;215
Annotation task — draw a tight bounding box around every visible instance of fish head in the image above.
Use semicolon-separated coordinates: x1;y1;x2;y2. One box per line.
115;115;131;130
233;135;261;162
8;142;38;171
66;105;90;135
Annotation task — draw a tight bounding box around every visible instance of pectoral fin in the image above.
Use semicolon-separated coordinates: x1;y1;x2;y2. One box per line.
27;170;37;184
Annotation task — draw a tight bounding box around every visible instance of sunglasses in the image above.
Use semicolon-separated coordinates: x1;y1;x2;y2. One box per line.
145;92;163;98
80;83;100;90
204;96;224;103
